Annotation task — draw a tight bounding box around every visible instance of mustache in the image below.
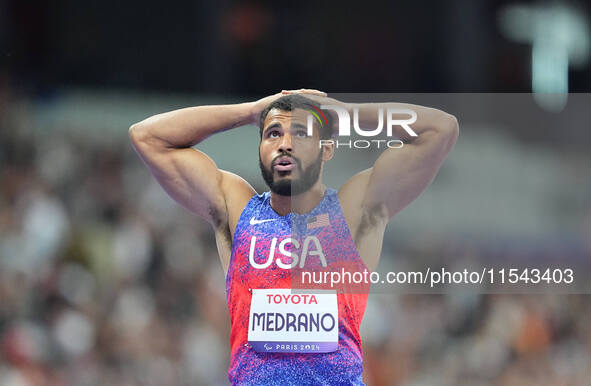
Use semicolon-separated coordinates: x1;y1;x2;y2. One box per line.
271;152;301;169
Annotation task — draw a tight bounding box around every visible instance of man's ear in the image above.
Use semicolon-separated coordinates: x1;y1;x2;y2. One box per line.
321;140;335;161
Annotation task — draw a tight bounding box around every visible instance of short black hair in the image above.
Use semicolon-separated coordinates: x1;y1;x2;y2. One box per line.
259;94;334;140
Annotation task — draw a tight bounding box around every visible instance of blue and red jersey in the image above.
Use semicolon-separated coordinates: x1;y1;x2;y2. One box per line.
225;188;369;385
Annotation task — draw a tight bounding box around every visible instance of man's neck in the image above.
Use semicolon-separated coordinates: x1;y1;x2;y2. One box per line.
270;183;326;216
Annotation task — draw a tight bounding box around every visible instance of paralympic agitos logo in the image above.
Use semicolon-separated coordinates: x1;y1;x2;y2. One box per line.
306;104;418;149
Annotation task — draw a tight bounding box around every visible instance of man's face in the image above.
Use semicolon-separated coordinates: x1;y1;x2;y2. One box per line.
259;108;325;196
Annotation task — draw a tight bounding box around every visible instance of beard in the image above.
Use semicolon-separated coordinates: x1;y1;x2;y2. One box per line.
259;150;323;196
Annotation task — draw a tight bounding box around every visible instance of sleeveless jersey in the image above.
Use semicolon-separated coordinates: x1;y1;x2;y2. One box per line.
225;188;369;385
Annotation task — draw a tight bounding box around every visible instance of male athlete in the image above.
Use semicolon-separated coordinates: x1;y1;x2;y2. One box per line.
129;89;459;385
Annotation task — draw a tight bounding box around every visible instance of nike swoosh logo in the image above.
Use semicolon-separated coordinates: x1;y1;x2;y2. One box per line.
250;217;276;225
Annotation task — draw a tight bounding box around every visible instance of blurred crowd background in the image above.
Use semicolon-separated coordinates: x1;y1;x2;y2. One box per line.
2;1;591;385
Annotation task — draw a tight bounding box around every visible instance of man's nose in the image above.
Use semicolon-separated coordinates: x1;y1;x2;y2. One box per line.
278;132;293;152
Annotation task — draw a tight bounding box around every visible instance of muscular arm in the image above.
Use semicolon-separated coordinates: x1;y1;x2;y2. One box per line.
339;101;459;225
128;89;327;230
129;102;258;228
332;101;458;271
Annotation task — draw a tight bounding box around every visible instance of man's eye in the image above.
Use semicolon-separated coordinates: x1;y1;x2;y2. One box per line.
295;130;308;138
268;130;280;138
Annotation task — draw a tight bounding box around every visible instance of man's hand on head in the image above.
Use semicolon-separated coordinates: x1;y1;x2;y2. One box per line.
250;89;328;125
280;88;326;96
282;93;345;132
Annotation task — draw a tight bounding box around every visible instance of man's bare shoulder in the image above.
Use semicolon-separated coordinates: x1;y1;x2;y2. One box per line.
337;170;389;271
212;171;256;275
337;169;371;233
219;170;257;235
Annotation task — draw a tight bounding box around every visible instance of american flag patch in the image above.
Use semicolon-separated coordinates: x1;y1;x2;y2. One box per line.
307;213;330;229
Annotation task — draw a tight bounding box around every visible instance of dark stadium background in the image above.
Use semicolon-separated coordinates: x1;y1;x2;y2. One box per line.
5;0;591;94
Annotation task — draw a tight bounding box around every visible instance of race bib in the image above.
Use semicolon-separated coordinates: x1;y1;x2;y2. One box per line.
248;288;339;353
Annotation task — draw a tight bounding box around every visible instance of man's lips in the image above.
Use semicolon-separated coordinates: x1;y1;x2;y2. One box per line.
273;156;296;171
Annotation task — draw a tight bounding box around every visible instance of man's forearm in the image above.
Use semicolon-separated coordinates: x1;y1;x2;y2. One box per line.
129;102;255;148
346;102;457;141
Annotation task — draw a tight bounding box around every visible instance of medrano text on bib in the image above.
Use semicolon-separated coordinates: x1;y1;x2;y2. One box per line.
248;288;338;353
